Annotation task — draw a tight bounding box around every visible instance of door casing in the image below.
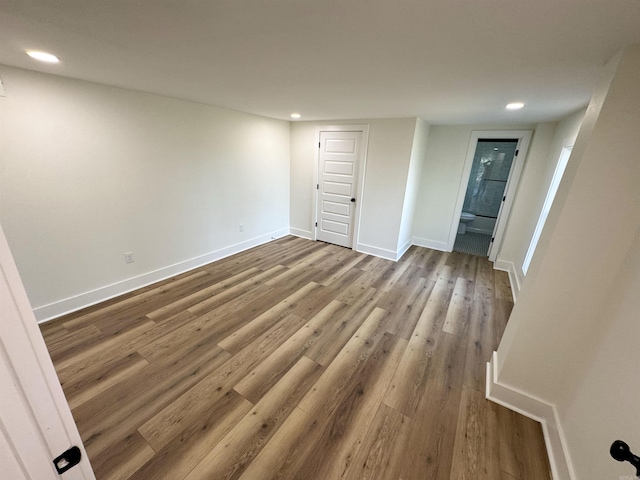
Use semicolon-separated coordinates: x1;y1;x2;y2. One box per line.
449;130;532;261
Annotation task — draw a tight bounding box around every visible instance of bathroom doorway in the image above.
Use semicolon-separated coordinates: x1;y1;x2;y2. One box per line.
449;131;532;260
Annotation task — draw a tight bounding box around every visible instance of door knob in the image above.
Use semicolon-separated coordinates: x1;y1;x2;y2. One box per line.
611;440;640;476
350;198;356;203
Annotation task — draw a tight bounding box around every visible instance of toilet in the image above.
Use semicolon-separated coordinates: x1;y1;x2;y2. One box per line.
457;212;476;234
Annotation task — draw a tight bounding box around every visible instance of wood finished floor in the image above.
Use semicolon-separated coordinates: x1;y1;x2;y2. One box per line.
40;236;552;480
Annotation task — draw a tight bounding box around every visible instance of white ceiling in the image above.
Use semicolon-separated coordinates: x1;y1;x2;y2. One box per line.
1;0;639;124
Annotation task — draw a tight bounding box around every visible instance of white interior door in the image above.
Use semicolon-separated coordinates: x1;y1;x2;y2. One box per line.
0;224;95;479
316;131;362;248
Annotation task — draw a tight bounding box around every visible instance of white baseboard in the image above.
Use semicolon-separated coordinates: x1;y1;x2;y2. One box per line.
34;228;290;323
486;352;574;480
396;238;413;261
355;242;398;261
289;227;313;240
493;259;520;302
411;236;450;252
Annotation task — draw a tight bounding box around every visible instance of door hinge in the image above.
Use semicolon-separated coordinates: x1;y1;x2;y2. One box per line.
502;195;506;202
316;184;319;190
315;222;318;227
319;142;321;148
491;237;495;243
53;446;82;474
515;149;519;156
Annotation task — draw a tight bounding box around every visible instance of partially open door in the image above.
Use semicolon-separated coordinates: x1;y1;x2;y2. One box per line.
0;224;95;479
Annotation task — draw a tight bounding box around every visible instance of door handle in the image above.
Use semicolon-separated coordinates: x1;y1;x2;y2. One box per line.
350;198;356;203
53;446;82;474
611;440;640;477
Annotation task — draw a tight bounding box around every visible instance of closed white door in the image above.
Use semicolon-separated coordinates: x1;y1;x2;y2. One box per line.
316;131;362;248
0;224;95;479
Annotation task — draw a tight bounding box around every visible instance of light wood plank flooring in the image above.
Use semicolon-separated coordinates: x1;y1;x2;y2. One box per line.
40;236;552;480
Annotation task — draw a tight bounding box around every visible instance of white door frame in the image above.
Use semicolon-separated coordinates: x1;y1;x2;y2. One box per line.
313;125;369;249
448;130;532;261
0;224;95;479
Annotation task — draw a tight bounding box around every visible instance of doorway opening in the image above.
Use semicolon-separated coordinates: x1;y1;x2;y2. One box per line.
449;130;532;261
454;139;518;256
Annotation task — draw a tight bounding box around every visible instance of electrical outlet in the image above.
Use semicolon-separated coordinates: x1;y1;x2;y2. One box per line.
239;224;244;232
124;252;134;264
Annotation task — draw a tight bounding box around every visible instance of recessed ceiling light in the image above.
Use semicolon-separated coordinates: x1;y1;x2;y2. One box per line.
290;113;301;119
506;102;525;110
26;50;60;63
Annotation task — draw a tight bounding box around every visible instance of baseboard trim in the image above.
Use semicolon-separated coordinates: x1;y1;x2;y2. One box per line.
486;352;574;480
289;227;313;240
493;259;520;302
411;236;450;252
355;242;398;261
396;238;413;261
34;228;290;323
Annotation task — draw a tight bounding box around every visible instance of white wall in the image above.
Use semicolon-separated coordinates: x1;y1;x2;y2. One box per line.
496;110;585;292
397;118;429;254
493;44;640;479
289;118;417;258
0;65;290;321
289;122;317;237
559;230;640;480
411;123;535;251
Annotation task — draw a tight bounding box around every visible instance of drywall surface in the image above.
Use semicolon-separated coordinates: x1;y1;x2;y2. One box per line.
289;121;317;236
397;118;429;253
289;118;417;255
558;231;640;480
496;45;640;410
0;65;290;318
494;122;556;273
412;123;535;250
497;109;585;289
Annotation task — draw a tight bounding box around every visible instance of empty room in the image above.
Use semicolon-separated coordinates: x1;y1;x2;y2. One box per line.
1;2;640;480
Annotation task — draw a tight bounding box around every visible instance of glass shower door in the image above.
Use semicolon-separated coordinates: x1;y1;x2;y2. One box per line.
462;139;518;235
453;138;519;257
